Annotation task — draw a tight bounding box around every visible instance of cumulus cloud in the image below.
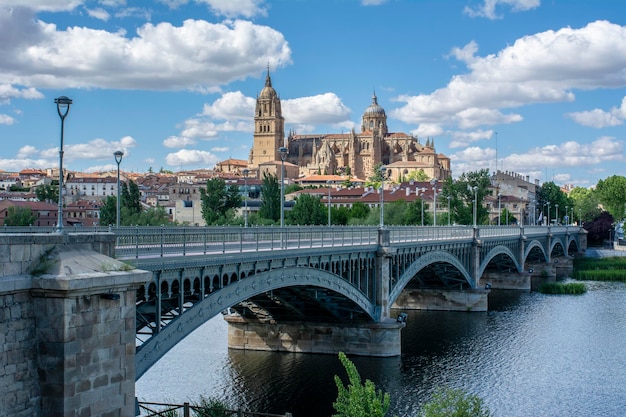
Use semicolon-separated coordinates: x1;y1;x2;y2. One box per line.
0;0;85;12
0;114;15;125
283;93;352;126
163;136;197;148
566;96;626;128
86;7;111;21
391;21;626;132
449;129;493;148
197;0;268;19
38;136;137;162
0;13;292;91
17;145;38;158
464;0;540;20
201;91;256;120
165;149;220;167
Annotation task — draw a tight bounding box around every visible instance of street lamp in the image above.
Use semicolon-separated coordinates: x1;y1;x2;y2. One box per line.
243;168;249;228
497;193;501;226
555;204;559;225
114;151;124;228
447;195;451;226
54;96;72;233
547;202;551;226
565;206;568;226
420;191;425;226
430;178;438;226
472;186;478;227
278;146;288;227
327;180;332;227
379;166;386;228
531;200;536;225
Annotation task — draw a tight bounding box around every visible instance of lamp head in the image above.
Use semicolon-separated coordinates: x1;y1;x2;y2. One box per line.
54;96;72;118
278;146;288;160
242;168;249;177
114;150;124;164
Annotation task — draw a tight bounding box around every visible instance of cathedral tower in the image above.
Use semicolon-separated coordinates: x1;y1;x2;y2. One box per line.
252;68;285;167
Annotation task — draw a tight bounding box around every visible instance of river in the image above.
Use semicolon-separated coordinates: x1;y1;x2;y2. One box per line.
136;280;626;417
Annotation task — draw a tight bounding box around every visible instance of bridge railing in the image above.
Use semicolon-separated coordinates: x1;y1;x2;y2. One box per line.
388;225;474;242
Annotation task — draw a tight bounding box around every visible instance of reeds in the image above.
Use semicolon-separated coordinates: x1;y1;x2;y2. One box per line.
573;256;626;282
538;282;586;295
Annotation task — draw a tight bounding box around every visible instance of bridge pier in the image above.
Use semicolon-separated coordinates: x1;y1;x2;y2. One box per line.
0;233;149;417
392;289;489;312
480;271;531;290
225;315;404;357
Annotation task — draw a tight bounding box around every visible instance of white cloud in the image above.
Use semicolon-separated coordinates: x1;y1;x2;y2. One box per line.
165;149;220;167
566;96;626;128
413;124;444;138
0;0;85;12
211;146;229;152
361;0;389;5
0;14;292;91
283;93;351;125
17;145;37;158
464;0;540;20
448;129;493;148
39;136;137;162
201;91;256;120
455;108;522;129
163;136;197;148
391;21;626;132
197;0;268;19
86;7;111;21
0;114;15;125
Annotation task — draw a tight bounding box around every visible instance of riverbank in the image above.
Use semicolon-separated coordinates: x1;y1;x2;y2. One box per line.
583;247;626;258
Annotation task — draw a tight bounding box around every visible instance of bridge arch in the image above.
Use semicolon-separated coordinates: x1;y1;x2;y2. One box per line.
478;245;522;278
136;265;376;379
523;240;548;264
389;250;473;305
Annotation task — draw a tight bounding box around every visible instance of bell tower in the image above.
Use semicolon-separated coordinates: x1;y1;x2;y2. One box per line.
252;68;285;168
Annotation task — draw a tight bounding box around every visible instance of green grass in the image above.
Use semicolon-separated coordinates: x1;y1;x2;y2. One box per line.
573;257;626;282
538;282;586;295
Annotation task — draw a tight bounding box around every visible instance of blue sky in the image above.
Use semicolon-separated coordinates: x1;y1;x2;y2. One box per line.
1;0;625;187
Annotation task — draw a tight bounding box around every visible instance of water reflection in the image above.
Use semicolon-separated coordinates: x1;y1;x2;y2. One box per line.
137;282;626;417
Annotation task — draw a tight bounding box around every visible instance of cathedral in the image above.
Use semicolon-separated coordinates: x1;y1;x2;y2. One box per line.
249;70;451;182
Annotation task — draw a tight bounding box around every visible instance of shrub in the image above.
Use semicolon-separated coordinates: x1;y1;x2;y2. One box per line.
419;387;492;417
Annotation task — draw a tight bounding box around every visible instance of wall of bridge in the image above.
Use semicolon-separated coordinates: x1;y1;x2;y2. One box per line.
0;233;149;417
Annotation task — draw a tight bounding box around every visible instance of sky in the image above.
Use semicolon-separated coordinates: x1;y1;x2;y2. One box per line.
0;0;625;188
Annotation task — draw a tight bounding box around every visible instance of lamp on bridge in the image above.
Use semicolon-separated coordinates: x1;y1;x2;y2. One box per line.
472;186;478;227
555;204;559;225
114;150;124;228
278;146;288;227
379;165;386;228
497;192;501;226
547;202;551;226
54;96;73;233
447;195;451;226
243;168;249;228
327;180;332;227
430;178;438;226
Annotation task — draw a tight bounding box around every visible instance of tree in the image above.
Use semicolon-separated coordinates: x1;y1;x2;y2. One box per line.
408;169;430;182
333;352;392;417
569;186;601;224
200;178;241;225
99;196;117;226
288;194;326;225
595;175;626;220
258;172;280;223
4;206;36;226
584;211;614;246
444;169;491;225
35;184;58;203
419;387;492;417
536;181;572;224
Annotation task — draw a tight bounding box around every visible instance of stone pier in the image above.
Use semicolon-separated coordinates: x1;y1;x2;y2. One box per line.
225;315;404;357
392;288;490;312
481;271;531;290
0;233;149;417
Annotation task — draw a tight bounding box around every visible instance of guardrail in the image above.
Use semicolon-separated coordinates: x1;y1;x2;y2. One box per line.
137;401;292;417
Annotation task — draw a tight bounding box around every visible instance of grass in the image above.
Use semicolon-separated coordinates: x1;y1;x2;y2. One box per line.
573;256;626;282
538;282;586;295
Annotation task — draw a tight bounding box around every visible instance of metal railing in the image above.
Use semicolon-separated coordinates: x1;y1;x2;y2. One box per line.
137;401;292;417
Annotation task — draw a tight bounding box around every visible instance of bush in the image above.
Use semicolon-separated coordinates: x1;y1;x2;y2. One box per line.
538;282;586;294
419;387;492;417
192;396;231;417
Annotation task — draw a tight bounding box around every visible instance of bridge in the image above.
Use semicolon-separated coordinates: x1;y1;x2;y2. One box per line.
0;224;584;417
111;225;584;379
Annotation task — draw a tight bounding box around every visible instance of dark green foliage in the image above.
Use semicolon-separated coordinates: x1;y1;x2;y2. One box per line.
538;282;586;294
583;211;614;245
288;194;326;225
99;195;117;226
419;387;492;417
285;183;303;194
200;178;241;225
4;206;36;226
333;352;392;417
442;169;491;225
349;202;370;220
595;175;626;220
573;257;626;282
259;172;280;223
35;184;58;203
331;206;351;225
536;181;574;224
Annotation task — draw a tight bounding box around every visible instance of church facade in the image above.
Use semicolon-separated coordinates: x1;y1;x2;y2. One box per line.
249;70;451;182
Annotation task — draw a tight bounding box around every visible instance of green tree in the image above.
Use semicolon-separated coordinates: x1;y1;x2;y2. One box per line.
536;181;572;224
569;186;601;224
288;194;326;225
285;184;303;194
331;206;351;225
595;175;626;220
349;202;370;220
366;162;386;189
200;178;241;225
35;184;58;203
99;196;117;226
258;172;280;223
444;170;491;225
4;206;36;226
408;169;430;182
333;352;392;417
419;387;492;417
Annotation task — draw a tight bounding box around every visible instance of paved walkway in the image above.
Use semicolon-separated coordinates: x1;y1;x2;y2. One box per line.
584;247;626;258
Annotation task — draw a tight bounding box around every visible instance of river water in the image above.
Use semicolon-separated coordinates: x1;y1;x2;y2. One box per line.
136;281;626;417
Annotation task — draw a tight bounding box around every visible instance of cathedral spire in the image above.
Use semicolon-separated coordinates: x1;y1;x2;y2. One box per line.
265;64;272;88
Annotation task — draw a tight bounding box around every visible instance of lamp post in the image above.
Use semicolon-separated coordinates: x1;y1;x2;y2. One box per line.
278;146;288;227
379;166;386;228
420;191;425;226
327;180;332;227
54;96;72;233
447;195;451;226
430;178;438;226
472;186;478;227
114;151;124;228
555;204;559;225
547;202;551;226
497;193;501;226
532;200;536;225
243;168;249;228
565;206;568;226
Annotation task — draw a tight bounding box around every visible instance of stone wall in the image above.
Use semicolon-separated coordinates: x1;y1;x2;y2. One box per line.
0;233;149;417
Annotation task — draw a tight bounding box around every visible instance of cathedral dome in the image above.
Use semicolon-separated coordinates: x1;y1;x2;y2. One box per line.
259;69;278;99
363;93;386;117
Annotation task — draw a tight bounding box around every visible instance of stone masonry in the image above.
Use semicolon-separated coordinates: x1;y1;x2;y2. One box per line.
0;233;149;417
